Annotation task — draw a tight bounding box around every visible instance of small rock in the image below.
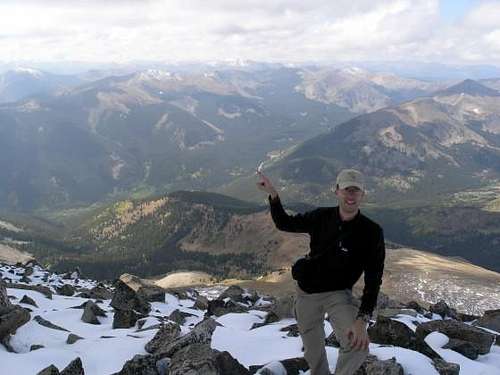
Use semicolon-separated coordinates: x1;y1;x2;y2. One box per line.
429;300;458;320
60;357;84;375
81;301;106;325
219;285;245;303
19;275;31;283
167;309;194;325
37;365;60;375
19;295;38;307
354;355;404;375
206;298;247;317
34;315;69;332
113;310;141;329
280;323;300;337
145;322;181;354
30;344;45;351
112;354;158;375
67;334;84;345
4;283;52;299
24;267;34;276
433;358;460;375
193;295;209;310
57;284;76;296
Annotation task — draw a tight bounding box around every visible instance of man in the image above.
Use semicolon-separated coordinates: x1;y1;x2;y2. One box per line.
256;169;385;375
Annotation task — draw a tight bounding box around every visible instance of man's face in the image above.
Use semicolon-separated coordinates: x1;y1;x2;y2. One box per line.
335;185;364;214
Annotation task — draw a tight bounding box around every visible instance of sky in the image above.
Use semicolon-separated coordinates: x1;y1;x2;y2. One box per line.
0;0;499;65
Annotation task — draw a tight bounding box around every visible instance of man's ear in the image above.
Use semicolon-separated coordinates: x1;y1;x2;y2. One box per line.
333;184;339;196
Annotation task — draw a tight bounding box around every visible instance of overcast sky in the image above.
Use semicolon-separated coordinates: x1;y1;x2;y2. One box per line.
0;0;499;65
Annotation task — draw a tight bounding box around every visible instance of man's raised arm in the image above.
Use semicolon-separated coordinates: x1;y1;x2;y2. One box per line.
256;171;316;233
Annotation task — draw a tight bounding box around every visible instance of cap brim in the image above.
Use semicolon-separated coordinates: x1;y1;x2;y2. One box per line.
338;181;364;190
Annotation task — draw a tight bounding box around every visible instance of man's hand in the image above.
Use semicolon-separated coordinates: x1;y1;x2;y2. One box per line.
347;319;370;351
256;171;278;199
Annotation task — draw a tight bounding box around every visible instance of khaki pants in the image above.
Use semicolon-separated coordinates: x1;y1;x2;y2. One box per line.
294;286;368;375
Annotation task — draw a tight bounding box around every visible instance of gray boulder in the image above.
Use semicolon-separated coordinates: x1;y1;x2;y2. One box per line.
24;266;34;276
37;365;60;375
145;322;181;354
19;295;38;307
57;284;76;296
476;309;500;332
193;295;209;310
5;282;53;299
416;319;495;355
250;311;280;330
0;280;11;312
219;285;245;303
354;355;404;375
429;300;458;320
443;338;479;360
368;316;439;360
167;343;249;375
432;358;460;375
34;315;70;332
156;318;220;358
206;299;247;317
111;280;151;315
67;333;84;344
112;354;158;375
76;284;113;300
280;323;299;337
60;357;85;375
81;301;106;325
118;274;165;303
269;295;295;320
113;310;145;329
0;306;31;341
168;309;195;325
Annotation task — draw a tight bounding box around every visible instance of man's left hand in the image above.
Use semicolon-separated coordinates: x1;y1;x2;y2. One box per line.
346;319;370;351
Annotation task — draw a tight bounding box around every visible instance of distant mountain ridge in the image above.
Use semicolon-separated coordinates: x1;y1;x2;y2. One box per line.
223;79;500;205
0;65;439;211
0;68;82;103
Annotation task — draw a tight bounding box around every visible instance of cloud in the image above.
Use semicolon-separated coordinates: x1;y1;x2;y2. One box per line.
0;0;498;65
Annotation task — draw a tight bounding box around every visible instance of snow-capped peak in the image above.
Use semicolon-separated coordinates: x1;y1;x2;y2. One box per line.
12;67;43;78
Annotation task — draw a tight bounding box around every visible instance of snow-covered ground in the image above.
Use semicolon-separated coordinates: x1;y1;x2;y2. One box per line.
1;263;499;375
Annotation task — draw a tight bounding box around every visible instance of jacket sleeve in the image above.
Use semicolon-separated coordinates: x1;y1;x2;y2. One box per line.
358;228;385;317
268;195;317;234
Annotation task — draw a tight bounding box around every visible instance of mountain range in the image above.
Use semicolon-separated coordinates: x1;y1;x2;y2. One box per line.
223;79;500;205
0;65;458;211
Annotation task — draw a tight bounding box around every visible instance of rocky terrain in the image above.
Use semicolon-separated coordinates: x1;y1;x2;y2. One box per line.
1;261;499;374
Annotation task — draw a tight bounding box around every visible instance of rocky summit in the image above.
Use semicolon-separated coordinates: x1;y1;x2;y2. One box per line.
0;261;499;374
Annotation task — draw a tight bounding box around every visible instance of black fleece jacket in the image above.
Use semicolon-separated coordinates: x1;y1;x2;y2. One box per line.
269;195;385;317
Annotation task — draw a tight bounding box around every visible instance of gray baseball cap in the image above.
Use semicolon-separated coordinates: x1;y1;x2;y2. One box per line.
336;169;365;190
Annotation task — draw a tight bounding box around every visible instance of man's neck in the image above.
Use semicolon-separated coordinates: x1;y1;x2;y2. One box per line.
338;208;359;222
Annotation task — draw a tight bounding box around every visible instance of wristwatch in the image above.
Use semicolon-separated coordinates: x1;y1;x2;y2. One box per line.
356;313;371;324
